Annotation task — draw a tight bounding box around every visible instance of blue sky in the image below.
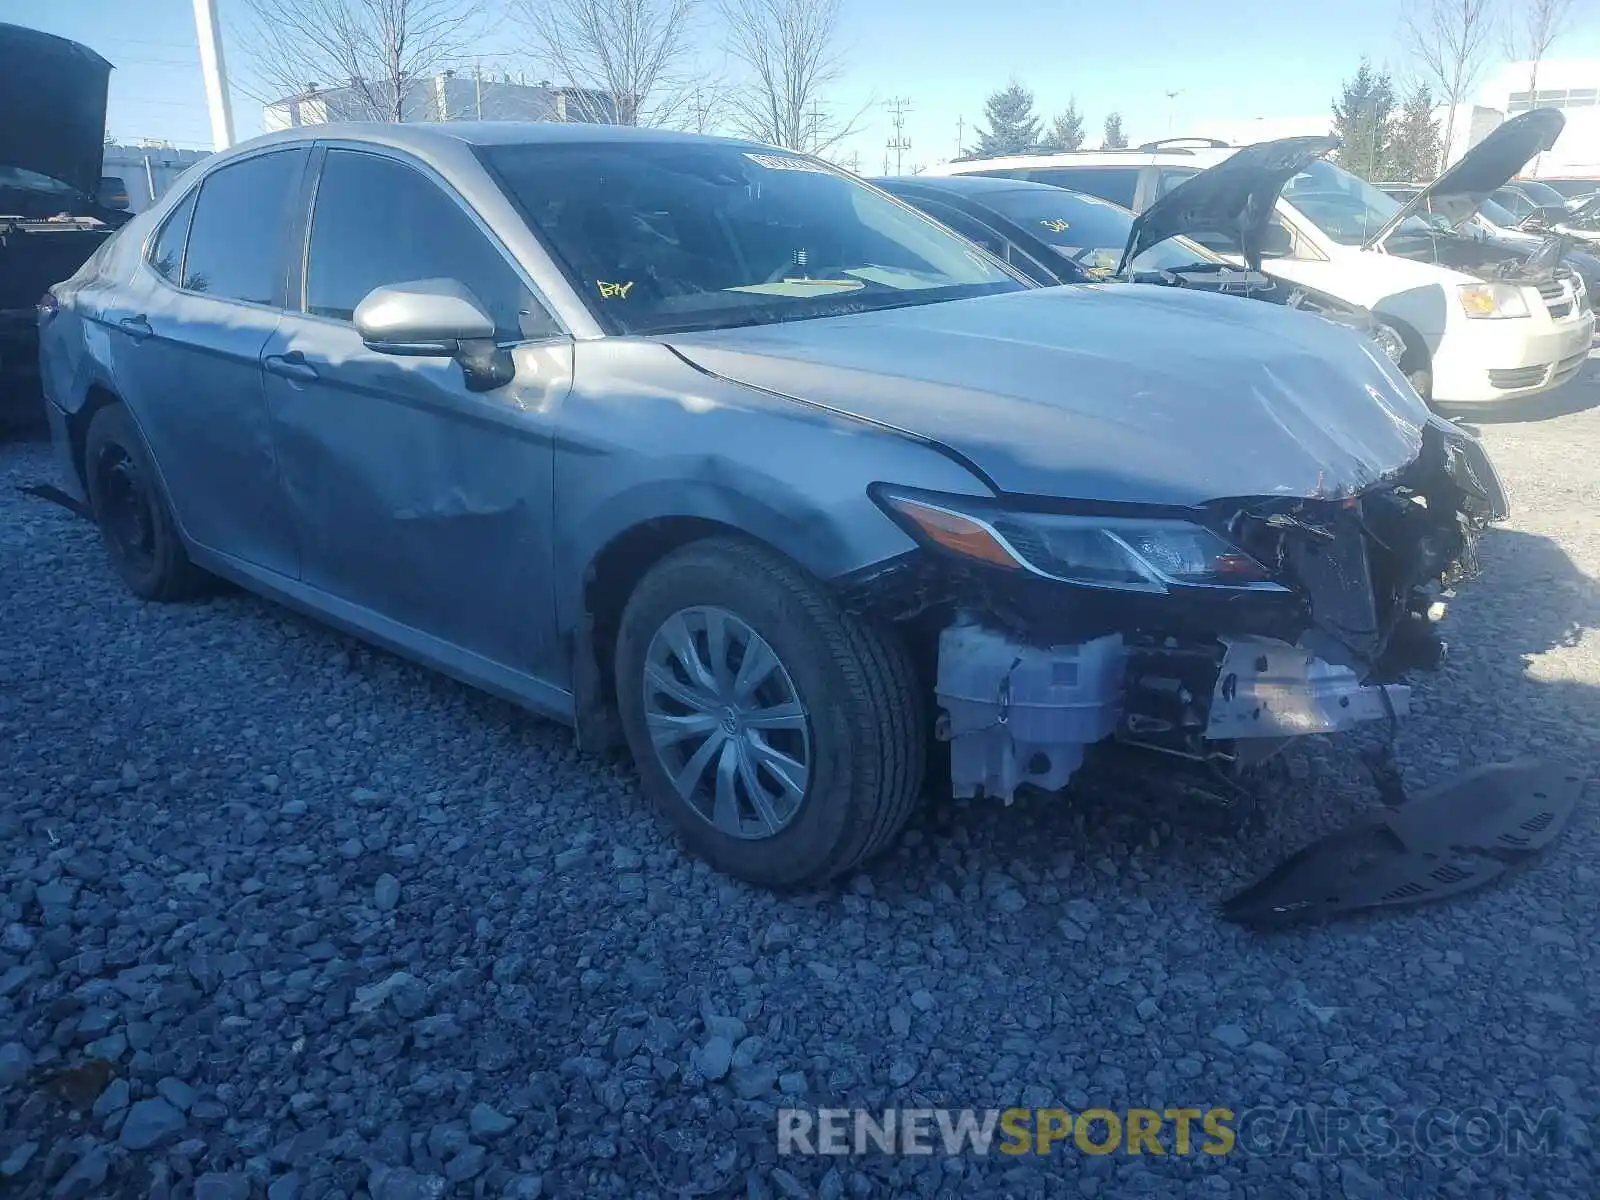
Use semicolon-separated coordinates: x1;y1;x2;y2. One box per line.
9;0;1600;165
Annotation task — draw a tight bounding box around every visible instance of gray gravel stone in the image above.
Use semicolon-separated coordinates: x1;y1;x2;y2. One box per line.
695;1035;734;1081
374;872;402;911
469;1102;515;1138
49;1148;109;1200
0;1041;32;1088
0;1142;36;1178
119;1097;187;1150
92;1077;131;1118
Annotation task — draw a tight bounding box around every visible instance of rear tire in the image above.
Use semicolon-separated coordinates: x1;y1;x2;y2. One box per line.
614;537;925;888
84;403;206;601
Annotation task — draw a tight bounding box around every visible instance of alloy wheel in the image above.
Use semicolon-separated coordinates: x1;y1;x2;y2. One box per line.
641;605;813;840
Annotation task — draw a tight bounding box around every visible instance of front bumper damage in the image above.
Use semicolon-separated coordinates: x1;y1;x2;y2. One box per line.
850;420;1566;923
857;425;1580;928
895;420;1506;806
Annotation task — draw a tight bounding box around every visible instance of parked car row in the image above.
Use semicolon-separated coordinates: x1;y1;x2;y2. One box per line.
36;113;1517;886
925;110;1595;407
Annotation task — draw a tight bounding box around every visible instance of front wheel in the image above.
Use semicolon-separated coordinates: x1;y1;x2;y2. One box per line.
614;537;925;888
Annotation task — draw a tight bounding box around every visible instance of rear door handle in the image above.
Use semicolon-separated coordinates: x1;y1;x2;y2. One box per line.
263;351;319;383
118;315;152;341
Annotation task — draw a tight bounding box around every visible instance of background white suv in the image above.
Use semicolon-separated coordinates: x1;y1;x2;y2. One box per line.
926;123;1594;408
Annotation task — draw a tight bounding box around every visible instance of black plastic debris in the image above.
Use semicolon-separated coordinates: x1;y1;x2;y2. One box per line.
1221;759;1584;929
16;482;92;520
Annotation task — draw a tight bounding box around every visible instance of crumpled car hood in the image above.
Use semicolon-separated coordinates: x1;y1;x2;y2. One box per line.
0;22;113;199
665;286;1430;507
1371;108;1566;247
1120;134;1340;274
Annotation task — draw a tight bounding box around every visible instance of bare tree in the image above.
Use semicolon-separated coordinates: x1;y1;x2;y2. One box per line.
681;78;734;133
1403;0;1494;173
518;0;701;126
1503;0;1577;100
718;0;866;154
234;0;483;121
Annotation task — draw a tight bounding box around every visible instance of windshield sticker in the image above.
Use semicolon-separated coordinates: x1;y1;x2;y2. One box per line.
742;152;833;174
597;280;635;300
1039;218;1071;233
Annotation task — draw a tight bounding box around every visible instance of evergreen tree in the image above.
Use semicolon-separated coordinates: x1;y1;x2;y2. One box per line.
1042;98;1086;152
1331;59;1398;180
1387;83;1444;182
968;81;1043;158
1102;111;1128;149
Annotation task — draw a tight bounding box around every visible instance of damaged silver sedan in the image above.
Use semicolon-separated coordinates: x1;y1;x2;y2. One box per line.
39;123;1509;888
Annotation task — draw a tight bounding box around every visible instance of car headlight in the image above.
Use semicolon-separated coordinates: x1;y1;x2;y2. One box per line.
874;489;1290;593
1457;282;1530;319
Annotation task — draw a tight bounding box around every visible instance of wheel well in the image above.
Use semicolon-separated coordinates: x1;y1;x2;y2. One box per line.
1380;314;1430;374
67;384;122;492
582;516;742;708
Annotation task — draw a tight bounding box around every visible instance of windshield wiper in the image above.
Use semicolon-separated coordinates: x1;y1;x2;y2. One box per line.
641;287;1000;335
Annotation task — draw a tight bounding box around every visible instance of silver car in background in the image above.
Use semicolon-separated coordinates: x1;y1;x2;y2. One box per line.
39;123;1505;888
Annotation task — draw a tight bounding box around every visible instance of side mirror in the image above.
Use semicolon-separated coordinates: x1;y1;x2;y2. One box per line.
354;278;514;392
1259;223;1293;259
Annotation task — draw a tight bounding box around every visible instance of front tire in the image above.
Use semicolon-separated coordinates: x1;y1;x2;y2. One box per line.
614;537;925;888
84;404;206;601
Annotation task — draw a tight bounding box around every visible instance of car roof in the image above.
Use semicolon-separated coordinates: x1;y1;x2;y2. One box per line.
924;145;1238;176
217;120;775;158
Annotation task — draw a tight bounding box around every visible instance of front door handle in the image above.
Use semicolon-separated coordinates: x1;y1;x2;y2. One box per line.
263;351;319;383
118;315;152;341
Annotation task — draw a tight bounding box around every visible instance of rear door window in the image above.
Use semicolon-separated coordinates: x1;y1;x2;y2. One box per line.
303;148;554;341
1154;167;1200;198
181;149;308;304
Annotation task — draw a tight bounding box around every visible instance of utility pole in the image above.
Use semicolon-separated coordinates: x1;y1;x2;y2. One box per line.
474;62;483;119
885;96;912;176
191;0;236;150
1164;89;1183;136
955;115;965;159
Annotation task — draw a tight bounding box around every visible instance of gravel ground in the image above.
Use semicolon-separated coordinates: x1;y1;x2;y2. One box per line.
2;366;1599;1200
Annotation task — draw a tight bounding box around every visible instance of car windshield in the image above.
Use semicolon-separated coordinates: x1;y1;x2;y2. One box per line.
0;166;80;196
478;141;1024;335
971;187;1220;275
1281;159;1435;244
1514;179;1567;207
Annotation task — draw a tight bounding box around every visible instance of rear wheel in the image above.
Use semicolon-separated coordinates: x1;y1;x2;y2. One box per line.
84;404;206;601
614;537;925;888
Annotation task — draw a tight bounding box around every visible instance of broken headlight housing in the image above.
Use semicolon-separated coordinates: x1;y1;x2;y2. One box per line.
875;489;1290;594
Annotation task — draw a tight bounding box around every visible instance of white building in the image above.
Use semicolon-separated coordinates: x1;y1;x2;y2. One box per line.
101;142;211;213
1476;58;1600;177
264;73;622;131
